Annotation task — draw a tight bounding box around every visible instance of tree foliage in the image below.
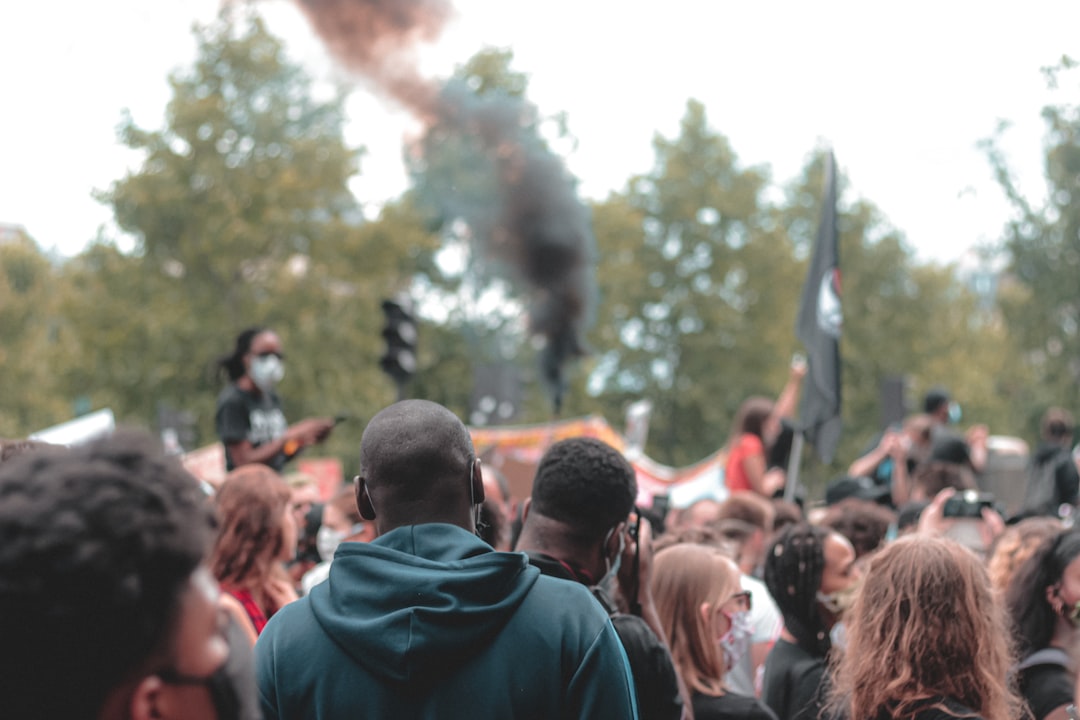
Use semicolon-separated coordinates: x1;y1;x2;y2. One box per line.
2;24;1041;498
984;56;1080;424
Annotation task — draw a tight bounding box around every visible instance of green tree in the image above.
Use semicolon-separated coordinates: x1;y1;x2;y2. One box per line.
983;56;1080;423
587;100;789;466
0;232;71;435
69;8;435;464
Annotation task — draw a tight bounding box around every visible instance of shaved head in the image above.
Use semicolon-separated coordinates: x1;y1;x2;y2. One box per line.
358;400;480;532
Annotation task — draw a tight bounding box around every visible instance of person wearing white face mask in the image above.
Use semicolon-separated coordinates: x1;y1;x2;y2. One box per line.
651;543;777;720
215;327;335;473
301;486;376;596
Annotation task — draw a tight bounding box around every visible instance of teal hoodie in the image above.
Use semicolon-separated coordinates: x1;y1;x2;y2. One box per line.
256;523;638;719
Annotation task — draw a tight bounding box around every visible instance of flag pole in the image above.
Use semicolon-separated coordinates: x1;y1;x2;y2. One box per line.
784;431;804;503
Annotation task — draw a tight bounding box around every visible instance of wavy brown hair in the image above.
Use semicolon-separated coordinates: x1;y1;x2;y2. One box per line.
209;464;292;611
652;543;741;697
829;535;1023;720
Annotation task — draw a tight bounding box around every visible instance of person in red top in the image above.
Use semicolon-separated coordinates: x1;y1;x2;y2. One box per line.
725;358;806;498
210;464;300;644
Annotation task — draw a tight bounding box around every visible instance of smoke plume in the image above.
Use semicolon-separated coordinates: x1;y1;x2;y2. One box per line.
296;0;596;414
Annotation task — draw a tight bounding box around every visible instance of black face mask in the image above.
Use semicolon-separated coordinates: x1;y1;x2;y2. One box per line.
159;664;240;720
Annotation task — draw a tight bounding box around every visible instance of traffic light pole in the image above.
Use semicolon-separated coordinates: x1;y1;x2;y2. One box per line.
380;294;417;400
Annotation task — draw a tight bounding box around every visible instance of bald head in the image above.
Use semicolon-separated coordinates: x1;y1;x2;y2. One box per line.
357;400;482;533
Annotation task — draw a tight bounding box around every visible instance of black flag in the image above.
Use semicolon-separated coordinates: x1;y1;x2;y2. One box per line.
795;152;842;463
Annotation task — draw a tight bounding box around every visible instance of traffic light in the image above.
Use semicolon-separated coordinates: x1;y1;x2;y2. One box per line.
379;295;418;391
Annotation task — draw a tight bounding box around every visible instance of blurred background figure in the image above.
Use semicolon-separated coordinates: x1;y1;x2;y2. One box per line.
1017;408;1079;521
286;471;324;587
215;327;335;473
651;543;777;720
480;464;515;550
725;358;806;500
301;484;374;595
846;413;934;507
1005;529;1080;720
830;535;1021;720
211;463;300;644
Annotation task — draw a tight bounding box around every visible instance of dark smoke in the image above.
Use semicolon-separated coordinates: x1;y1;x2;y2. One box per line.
296;0;596;414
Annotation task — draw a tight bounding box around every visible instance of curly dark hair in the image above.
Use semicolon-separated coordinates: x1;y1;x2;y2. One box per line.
531;437;637;541
764;523;832;657
1005;528;1080;657
0;429;213;719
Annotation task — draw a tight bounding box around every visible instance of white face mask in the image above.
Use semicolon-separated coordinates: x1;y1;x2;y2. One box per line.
249;354;285;392
596;526;625;589
829;621;848;651
316;523;364;562
316;525;345;562
719;609;754;669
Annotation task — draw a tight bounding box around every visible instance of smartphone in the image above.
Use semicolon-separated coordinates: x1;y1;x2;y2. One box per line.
942;490;995;519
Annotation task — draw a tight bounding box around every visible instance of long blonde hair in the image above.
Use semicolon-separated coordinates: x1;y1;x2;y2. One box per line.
830;535;1023;720
651;543;742;697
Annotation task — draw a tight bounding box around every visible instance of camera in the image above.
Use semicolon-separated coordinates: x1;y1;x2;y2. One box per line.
942;490;996;519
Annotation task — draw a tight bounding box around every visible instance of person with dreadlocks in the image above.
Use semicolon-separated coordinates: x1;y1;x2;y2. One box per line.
761;523;859;720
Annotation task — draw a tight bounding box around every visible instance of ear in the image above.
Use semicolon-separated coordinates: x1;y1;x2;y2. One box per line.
129;675;163;720
699;601;713;629
1047;584;1062;613
356;477;376;521
520;497;532;523
471;458;485;505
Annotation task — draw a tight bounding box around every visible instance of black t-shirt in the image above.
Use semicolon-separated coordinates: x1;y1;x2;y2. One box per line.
693;690;778;720
215;384;288;471
762;638;829;720
1019;660;1074;720
524;552;683;720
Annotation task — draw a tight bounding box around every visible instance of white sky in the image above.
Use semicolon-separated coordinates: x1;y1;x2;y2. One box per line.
2;0;1077;265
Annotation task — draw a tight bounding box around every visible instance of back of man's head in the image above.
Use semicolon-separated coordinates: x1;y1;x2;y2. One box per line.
0;429;213;719
359;400;478;531
530;437;637;541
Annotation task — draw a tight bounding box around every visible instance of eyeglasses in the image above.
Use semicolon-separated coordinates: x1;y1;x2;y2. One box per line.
254;351;285;360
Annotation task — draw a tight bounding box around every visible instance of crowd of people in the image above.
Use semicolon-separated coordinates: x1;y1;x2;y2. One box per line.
4;343;1080;719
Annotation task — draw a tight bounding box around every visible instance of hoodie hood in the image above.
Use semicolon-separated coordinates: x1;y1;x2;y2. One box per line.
308;523;539;684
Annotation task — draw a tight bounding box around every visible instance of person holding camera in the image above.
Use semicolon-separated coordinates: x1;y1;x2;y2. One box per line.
515;436;687;720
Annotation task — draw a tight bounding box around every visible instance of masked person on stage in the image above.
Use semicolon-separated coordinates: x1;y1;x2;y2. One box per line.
216;327;335;472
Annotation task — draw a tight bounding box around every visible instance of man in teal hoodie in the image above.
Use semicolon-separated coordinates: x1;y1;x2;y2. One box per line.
255;399;638;720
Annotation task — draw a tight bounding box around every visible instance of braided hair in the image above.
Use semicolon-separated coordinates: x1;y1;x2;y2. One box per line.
764;522;832;657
